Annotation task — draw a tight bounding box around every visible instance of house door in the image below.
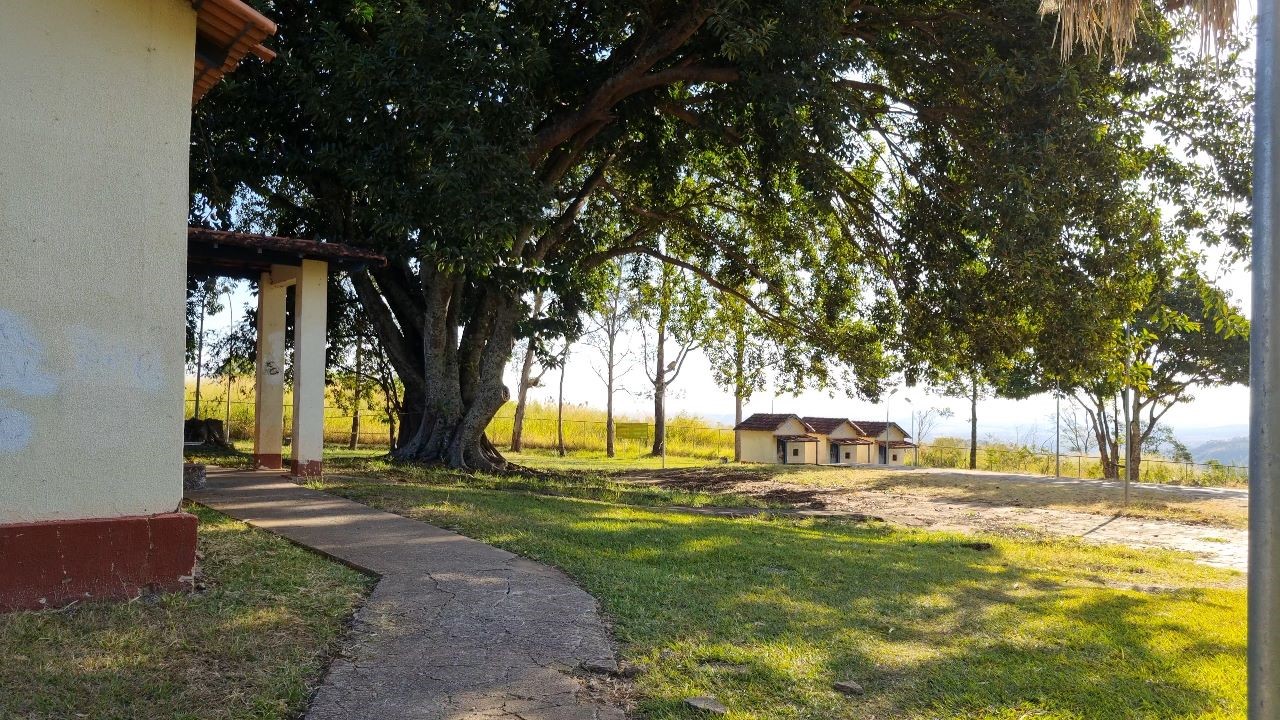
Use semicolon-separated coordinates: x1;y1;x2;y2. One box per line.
777;438;787;464
829;443;840;464
878;443;887;464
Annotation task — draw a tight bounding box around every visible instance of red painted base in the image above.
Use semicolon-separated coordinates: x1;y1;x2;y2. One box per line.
254;452;283;470
291;459;323;477
0;512;197;612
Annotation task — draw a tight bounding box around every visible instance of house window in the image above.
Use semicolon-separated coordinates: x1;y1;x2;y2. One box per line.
792;448;800;457
844;452;850;459
892;454;898;461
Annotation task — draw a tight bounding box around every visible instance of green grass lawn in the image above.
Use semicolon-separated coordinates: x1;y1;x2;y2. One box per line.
318;468;1245;720
0;505;370;720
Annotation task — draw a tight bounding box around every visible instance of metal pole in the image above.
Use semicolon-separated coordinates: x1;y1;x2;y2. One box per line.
1055;393;1061;479
1251;1;1280;713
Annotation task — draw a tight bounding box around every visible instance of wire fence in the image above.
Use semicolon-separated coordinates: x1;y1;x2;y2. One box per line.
913;443;1248;487
185;395;1247;486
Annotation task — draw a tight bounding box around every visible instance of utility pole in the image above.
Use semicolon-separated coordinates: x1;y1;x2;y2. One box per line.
1055;392;1061;479
1249;2;1279;714
1121;324;1132;507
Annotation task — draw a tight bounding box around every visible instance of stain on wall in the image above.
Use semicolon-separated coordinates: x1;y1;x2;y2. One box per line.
0;310;58;397
0;406;33;453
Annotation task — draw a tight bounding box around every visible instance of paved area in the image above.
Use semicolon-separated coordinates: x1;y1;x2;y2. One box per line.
189;468;625;720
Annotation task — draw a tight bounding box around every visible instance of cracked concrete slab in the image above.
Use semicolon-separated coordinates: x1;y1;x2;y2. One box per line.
189;469;625;720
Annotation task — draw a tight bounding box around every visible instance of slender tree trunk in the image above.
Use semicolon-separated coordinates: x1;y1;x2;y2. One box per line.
557;344;569;457
605;333;616;458
349;331;363;450
652;324;667;456
511;291;544;452
1089;398;1119;479
734;392;744;462
194;298;206;419
1112;395;1122;479
968;374;978;470
1128;393;1142;482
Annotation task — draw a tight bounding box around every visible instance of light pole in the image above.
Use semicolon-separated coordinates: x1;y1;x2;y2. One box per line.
1055;391;1061;479
1250;1;1279;712
884;387;897;464
905;397;914;465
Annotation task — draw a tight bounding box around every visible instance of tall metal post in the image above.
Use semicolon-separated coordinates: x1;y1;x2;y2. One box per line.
1251;1;1280;714
1055;393;1061;479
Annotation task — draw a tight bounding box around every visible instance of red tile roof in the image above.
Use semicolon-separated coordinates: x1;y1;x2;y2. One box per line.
801;417;854;434
850;420;910;438
192;0;278;104
734;414;814;432
187;227;387;280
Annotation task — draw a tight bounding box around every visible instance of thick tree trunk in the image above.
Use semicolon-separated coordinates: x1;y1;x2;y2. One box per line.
389;274;518;471
968;375;978;470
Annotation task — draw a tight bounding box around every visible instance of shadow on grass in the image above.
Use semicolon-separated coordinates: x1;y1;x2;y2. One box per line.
324;475;1244;720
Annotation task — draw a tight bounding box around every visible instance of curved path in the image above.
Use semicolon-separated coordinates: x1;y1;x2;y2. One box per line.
189;468;625;720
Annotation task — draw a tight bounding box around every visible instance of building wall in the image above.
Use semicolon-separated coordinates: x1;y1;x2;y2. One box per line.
784;440;817;465
819;423;859;464
738;430;779;463
0;0;196;523
737;417;813;464
878;427;909;465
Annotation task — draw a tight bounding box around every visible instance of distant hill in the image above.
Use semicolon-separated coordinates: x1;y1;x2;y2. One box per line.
1189;437;1249;466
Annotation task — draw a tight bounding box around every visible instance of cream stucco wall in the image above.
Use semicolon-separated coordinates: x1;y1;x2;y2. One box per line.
784;440;817;465
738;430;780;463
817;422;859;464
0;0;195;523
737;417;816;465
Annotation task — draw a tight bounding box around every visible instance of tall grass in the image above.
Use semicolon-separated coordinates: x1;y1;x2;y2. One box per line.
919;437;1246;487
485;400;735;459
185;378;1242;485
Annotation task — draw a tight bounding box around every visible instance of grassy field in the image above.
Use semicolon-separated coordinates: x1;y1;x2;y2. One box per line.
188;443;1246;529
0;505;369;720
466;450;1247;530
313;464;1245;720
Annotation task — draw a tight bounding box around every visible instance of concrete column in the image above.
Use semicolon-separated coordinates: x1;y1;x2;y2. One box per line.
253;272;287;469
291;260;328;477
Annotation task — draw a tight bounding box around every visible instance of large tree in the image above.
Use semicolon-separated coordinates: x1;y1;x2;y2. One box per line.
1072;260;1249;480
191;0;1230;469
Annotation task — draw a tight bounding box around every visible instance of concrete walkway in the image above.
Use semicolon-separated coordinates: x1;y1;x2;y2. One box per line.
189;468;624;720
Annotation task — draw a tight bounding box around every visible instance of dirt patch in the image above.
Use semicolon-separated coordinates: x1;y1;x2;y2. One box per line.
615;466;1248;572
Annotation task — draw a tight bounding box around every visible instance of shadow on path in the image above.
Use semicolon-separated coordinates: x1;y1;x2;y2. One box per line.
189;468;625;720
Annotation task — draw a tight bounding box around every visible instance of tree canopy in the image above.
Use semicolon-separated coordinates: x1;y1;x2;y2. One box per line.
191;0;1249;468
